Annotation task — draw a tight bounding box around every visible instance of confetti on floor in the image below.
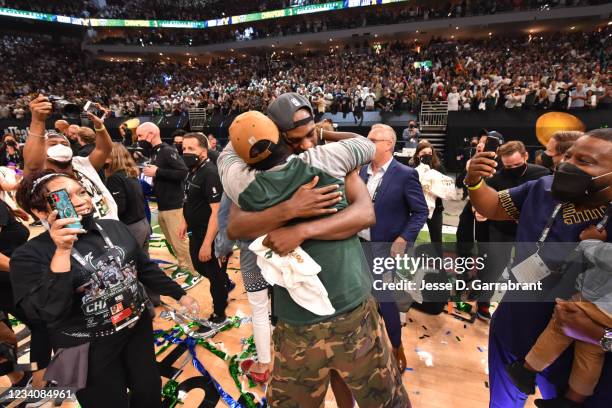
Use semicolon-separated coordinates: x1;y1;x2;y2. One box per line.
456;336;462;342
477;346;484;353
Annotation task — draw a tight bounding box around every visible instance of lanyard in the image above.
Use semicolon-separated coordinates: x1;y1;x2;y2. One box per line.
365;170;385;203
596;201;612;231
536;204;562;250
70;223;116;275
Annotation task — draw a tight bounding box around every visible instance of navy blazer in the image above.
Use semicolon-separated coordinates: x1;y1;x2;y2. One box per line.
359;158;429;243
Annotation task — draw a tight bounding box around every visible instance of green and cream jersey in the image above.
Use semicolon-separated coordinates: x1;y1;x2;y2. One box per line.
218;137;375;326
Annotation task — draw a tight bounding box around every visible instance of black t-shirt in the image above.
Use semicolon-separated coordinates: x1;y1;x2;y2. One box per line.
207;149;219;166
0;200;29;284
9;219;185;348
487;163;550;239
105;170;146;225
183;160;222;230
77;143;95;158
0;200;29;259
151;143;188;211
0;147;21;167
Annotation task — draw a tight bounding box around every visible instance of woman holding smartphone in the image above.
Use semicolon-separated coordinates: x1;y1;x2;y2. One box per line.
10;169;198;408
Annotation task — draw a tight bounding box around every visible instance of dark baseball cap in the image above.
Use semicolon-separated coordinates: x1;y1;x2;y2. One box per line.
487;130;504;143
266;92;314;132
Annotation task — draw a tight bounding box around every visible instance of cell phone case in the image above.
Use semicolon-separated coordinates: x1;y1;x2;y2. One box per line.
47;189;82;229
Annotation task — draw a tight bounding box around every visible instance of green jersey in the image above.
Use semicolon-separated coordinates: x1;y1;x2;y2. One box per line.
218;138;375;325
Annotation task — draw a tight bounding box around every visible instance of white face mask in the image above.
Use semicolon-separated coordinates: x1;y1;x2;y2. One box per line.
47;144;73;163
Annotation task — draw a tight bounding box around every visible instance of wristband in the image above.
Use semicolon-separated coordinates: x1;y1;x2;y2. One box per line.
467;178;484;191
319;127;324;142
94;125;105;132
28;132;45;138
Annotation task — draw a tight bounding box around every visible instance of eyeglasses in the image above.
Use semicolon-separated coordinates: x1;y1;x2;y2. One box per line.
370;139;392;143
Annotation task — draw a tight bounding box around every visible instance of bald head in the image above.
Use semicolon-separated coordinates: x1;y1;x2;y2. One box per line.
67;124;80;141
55;120;69;134
136;122;162;146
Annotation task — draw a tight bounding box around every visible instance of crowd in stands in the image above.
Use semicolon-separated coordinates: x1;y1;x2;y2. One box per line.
0;26;610;120
91;0;603;46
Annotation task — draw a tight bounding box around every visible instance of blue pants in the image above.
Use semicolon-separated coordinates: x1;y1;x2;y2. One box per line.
489;304;612;408
488;326;558;408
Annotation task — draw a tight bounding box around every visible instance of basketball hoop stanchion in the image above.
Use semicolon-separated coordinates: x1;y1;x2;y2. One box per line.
155;304;266;408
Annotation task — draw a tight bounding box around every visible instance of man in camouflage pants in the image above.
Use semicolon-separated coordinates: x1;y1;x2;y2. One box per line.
219;95;410;408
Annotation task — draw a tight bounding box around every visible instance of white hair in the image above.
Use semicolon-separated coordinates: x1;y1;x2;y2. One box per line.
371;123;396;145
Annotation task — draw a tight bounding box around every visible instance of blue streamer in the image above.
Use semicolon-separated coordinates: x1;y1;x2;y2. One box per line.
185;337;243;408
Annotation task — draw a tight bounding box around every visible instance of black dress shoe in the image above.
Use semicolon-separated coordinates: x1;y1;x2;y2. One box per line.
534;397;583;408
505;360;536;395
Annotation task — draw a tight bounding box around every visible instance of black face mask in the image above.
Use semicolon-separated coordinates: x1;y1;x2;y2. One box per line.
551;162;611;203
505;163;527;179
252;138;291;171
183;153;201;169
137;140;153;157
174;144;183;155
419;155;433;166
81;212;96;231
540;152;554;169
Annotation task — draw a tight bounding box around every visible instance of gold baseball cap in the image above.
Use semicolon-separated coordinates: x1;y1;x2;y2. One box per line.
229;111;280;165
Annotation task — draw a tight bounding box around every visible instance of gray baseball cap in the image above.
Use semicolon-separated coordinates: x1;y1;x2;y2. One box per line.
266;92;314;132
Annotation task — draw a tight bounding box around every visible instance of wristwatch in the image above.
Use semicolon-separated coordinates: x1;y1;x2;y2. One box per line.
601;328;612;352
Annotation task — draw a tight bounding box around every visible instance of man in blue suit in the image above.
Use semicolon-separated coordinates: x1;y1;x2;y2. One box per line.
358;123;429;372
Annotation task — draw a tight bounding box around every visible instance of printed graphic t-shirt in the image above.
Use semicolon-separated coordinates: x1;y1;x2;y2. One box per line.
72;156;118;220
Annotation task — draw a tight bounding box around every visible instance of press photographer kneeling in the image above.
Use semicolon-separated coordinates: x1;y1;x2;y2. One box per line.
9;170;198;408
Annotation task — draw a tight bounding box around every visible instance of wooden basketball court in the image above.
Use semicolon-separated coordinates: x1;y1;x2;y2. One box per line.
1;226;540;407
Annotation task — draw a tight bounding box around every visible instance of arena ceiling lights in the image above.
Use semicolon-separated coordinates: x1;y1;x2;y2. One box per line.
0;0;408;29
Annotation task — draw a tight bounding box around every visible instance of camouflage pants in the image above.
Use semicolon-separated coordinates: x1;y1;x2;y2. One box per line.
267;297;410;408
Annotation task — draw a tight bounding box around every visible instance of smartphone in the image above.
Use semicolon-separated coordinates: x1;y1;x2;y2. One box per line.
47;189;82;229
484;135;501;153
83;101;102;117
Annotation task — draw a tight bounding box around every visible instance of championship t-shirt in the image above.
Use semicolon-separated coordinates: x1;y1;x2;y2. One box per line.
71;156;118;220
219;137;375;326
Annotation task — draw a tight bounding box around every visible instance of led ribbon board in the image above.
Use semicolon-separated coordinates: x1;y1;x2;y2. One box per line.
0;0;409;28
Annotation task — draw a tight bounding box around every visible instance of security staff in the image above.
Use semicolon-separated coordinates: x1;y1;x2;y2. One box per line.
179;133;228;322
136;122;195;281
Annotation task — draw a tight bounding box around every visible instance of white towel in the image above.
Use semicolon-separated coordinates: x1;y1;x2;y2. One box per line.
249;236;335;316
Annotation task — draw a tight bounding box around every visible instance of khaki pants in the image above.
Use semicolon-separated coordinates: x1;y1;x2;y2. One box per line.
526;301;612;397
157;208;194;273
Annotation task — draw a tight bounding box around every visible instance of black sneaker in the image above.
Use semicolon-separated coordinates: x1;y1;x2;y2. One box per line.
477;304;492;322
208;313;227;324
505;361;536;395
13;371;33;387
226;279;236;293
534;397;583;408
